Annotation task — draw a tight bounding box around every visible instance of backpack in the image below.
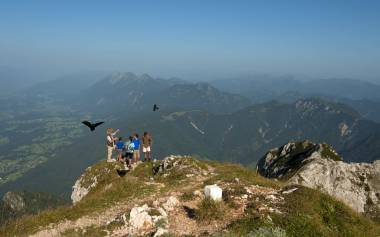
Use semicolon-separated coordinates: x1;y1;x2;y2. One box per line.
106;135;114;147
126;141;135;153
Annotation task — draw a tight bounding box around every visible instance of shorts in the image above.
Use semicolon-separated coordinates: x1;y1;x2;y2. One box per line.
143;146;151;152
124;152;133;159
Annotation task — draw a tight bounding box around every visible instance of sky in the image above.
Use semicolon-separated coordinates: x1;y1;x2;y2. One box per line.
0;0;379;81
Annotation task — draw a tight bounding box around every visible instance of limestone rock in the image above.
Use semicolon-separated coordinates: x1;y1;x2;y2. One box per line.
204;184;223;201
154;228;169;237
289;158;380;213
257;140;380;215
152;155;209;177
163;196;179;211
193;190;204;198
71;173;98;204
129;204;153;231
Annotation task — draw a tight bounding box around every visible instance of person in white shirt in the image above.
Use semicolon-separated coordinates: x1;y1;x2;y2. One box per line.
106;128;119;162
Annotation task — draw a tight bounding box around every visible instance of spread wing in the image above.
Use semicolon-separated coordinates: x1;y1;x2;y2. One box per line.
93;122;104;128
82;121;92;128
153;104;159;111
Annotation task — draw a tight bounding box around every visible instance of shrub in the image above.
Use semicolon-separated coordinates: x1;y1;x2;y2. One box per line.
180;191;196;201
248;227;287;237
196;198;226;223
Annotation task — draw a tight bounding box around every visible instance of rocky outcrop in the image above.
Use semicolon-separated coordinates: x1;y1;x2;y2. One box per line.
71;166;100;204
2;192;25;212
110;202;170;236
6;155;380;237
258;140;380;215
0;191;65;225
129;205;154;232
71;161;140;204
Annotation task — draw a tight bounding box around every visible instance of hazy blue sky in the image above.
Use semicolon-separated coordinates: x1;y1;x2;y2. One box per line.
0;0;379;81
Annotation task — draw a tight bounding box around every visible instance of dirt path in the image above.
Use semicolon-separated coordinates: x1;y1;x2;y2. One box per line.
30;162;219;237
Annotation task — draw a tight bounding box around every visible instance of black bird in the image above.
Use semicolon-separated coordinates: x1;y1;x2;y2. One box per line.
153;104;159;111
116;169;128;177
82;121;104;131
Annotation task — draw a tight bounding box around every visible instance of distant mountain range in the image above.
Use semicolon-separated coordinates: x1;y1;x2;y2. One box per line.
1;72;380;198
110;98;380;165
211;77;380;102
77;72;251;115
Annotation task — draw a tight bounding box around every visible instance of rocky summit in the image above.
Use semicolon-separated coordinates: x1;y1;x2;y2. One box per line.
257;140;380;219
1;154;380;236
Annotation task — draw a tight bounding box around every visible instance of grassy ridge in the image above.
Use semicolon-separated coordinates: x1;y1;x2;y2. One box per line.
0;157;379;237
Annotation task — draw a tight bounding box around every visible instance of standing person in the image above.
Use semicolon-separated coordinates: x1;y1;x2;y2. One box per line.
133;133;141;163
124;136;135;166
142;132;152;162
115;137;125;162
106;128;119;162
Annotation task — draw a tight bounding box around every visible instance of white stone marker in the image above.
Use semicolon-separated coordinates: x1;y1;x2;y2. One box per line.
204;184;223;201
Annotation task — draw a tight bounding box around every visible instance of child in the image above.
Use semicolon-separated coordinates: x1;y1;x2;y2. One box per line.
115;137;125;162
133;133;141;163
124;136;135;167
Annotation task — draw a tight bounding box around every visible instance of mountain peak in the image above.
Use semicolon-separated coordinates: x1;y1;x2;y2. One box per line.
140;73;154;81
106;72;136;84
106;72;155;85
294;98;361;118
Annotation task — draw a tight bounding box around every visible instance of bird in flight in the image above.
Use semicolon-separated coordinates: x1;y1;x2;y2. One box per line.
153;104;159;112
82;121;104;131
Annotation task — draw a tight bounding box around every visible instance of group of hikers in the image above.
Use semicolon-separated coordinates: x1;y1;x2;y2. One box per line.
106;128;153;169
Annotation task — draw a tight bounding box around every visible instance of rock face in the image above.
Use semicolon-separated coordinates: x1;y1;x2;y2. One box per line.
2;192;25;212
257;140;342;179
71;167;99;204
257;140;380;215
71;161;138;204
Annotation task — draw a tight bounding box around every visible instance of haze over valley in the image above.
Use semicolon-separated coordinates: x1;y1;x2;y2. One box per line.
1;1;380;236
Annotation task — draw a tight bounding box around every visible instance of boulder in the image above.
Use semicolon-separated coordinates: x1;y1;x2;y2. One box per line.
163;196;179;211
289;158;380;213
257;140;380;215
154;228;169;237
129;204;153;231
204;185;223;201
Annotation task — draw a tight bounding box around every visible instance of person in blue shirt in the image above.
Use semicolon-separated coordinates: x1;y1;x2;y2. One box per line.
124;136;135;166
115;137;125;162
133;133;141;163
